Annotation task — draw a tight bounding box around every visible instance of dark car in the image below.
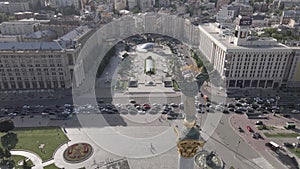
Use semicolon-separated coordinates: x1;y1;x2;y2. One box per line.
228;104;235;108
235;103;242;107
262;111;269;114
255;132;263;139
235;109;243;114
252;104;260;109
283;114;291;118
255;121;263;125
223;110;230;114
167;113;184;120
97;99;104;103
283;142;293;148
129;99;136;104
238;127;244;132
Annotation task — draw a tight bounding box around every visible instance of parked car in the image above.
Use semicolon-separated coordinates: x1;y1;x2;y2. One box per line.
167;113;184;120
223;109;230;114
283;114;291;118
228;104;235;108
283;142;293;148
238;127;244;132
143;104;151;110
170;103;179;108
235;109;243;114
255;121;263;125
129;99;136;104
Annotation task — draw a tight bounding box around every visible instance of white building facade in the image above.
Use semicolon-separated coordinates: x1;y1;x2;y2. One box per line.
198;17;294;89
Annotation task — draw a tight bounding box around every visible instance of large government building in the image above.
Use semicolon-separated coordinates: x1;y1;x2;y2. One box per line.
198;15;299;89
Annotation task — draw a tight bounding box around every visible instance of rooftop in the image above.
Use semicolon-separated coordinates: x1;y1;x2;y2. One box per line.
24;30;56;39
59;25;91;42
199;23;290;51
0;41;63;51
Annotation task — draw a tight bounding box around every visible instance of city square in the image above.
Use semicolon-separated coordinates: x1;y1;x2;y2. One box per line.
0;1;300;169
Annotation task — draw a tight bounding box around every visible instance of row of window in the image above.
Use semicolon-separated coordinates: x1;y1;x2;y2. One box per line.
2;76;65;81
0;63;63;67
1;72;64;76
0;55;61;59
233;65;285;70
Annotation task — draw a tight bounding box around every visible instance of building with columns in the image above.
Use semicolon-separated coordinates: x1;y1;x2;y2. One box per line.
286;47;300;88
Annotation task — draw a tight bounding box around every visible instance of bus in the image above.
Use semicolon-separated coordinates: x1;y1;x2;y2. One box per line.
265;141;280;151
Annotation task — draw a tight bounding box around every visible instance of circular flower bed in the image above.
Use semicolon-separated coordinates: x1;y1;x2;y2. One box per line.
63;143;93;163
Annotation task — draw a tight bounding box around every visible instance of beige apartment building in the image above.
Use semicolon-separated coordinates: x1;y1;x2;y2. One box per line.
0;25;91;90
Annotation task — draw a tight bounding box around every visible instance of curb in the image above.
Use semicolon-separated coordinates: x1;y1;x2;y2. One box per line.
228;115;263;157
11;149;43;162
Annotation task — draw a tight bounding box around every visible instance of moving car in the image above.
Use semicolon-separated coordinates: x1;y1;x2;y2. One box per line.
247;126;253;132
238;127;244;132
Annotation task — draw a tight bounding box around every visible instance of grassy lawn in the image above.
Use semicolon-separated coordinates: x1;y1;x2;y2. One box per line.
12;155;34;169
172;80;180;91
0;127;69;162
264;132;300;138
44;163;61;169
288;147;300;158
257;125;276;130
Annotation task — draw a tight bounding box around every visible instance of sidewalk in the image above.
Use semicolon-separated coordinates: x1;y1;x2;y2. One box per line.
10;150;43;169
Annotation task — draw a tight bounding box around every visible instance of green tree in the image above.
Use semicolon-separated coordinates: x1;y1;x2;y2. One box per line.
1;133;18;150
0;159;15;168
0;13;9;23
131;7;140;14
286;30;292;36
4;149;11;158
0;148;4;160
0;119;15;133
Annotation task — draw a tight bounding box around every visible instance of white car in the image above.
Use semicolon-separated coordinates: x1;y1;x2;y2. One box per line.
138;110;146;114
215;105;224;111
291;110;300;114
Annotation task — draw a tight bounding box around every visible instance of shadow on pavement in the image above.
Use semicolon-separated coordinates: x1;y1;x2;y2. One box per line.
276;150;299;169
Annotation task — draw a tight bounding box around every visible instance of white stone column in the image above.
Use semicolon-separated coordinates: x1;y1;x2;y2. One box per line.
179;155;194;169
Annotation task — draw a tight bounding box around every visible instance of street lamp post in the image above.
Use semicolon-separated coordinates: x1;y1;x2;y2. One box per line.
295;136;300;152
235;140;241;158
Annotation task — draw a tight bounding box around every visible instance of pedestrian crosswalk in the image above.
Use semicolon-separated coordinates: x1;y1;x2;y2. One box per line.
251;157;274;169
